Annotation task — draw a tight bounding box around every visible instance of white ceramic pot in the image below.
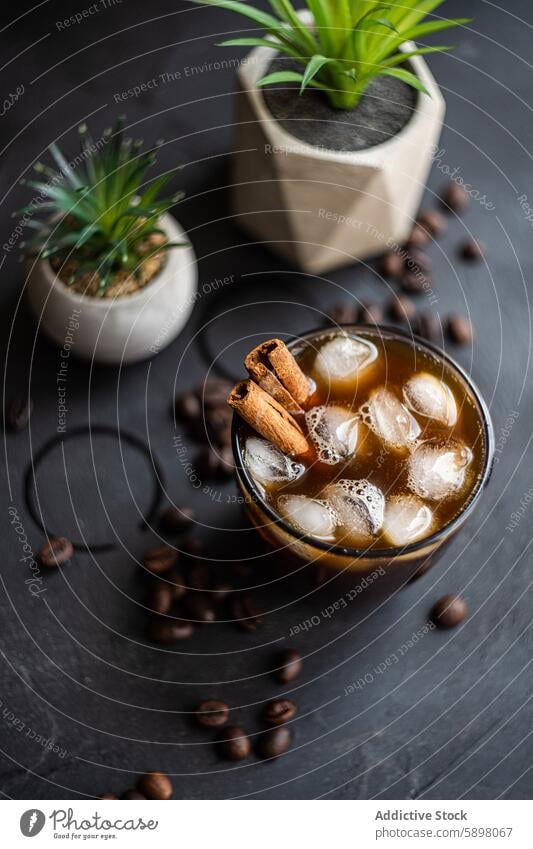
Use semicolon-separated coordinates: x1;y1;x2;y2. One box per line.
232;26;445;274
25;213;197;365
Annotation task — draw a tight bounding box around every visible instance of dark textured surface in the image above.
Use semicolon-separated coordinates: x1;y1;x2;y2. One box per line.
1;0;532;800
262;56;417;151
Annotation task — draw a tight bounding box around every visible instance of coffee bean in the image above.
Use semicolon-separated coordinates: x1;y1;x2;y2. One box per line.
231;597;261;632
7;397;33;432
202;379;232;408
148;618;193;644
137;771;173;800
184;593;216;623
406;250;432;275
143;544;178;575
217;726;251;761
416;312;441;343
207;406;233;446
407;224;430;249
446;313;473;345
121;790;146;800
388;295;416;323
182;536;205;559
417;208;447;238
257;726;291;759
38;536;73;568
327;302;357;325
99;793;118;799
400;271;430;295
195;447;220;479
175;392;202;422
160;505;195;533
459;238;485;262
188;563;210;590
357;301;383;324
211;582;233;602
262;699;297;726
168;572;187;601
276;650;302;683
441;181;470;213
380;251;404;279
147;582;174;615
431;594;468;629
195;699;229;728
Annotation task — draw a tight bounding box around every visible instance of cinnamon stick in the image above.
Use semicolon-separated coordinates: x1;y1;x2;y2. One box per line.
228;380;310;457
245;338;310;411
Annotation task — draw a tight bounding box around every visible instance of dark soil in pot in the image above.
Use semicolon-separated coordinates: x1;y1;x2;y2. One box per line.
262;56;418;153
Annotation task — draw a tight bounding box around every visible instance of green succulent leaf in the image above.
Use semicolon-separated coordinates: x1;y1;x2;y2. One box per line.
196;0;469;110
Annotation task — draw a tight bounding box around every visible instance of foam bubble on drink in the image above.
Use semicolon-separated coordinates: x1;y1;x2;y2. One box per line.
278;495;338;540
305;405;358;465
325;479;384;542
244;437;305;487
313;334;378;387
360;387;421;450
382;495;434;546
403;372;457;427
407;438;473;500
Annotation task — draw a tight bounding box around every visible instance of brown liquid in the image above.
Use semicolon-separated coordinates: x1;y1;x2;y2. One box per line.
241;329;486;551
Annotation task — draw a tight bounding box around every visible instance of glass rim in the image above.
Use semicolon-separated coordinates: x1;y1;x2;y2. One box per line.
231;323;495;560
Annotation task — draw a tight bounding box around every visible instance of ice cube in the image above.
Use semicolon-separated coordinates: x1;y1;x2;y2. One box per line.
407;438;473;500
305;405;358;465
382;495;434;547
244;437;305;487
361;387;421;450
325;479;384;542
313;334;378;386
278;495;337;540
403;372;457;427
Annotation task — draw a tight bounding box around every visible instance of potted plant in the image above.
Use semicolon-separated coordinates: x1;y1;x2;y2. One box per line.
196;0;467;273
23;119;197;364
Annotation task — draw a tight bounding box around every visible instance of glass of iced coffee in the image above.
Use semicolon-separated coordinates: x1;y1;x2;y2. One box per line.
229;326;494;586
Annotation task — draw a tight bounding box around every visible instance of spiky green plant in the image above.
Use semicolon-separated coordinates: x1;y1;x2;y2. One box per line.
195;0;469;110
19;119;185;294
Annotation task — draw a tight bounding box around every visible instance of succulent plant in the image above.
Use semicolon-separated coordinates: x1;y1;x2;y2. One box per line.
196;0;468;110
19;119;185;294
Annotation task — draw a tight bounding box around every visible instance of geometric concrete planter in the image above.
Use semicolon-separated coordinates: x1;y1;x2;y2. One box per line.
25;212;197;365
232;33;445;274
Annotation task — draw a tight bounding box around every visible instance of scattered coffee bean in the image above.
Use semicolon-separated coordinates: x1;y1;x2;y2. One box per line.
210;581;233;602
441;181;470;213
431;594;468;629
138;771;173;800
357;301;383;324
276;649;302;684
188;563;210;590
121;790;146;800
459;238;486;262
143;544;178;575
407;224;430;249
400;271;430;295
182;536;205;559
446;313;474;345
7;397;33;432
195;447;221;479
231;597;261;632
217;726;251;761
262;699;297;726
406;249;432;275
388;295;416;323
195;699;229;729
38;536;73;568
174;391;201;422
327;302;357;325
147;582;174;616
380;251;404;279
416;311;441;343
207;405;233;447
99;793;118;799
184;593;216;623
202;378;232;408
160;505;195;533
148;618;193;644
257;726;291;759
417;208;447;238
